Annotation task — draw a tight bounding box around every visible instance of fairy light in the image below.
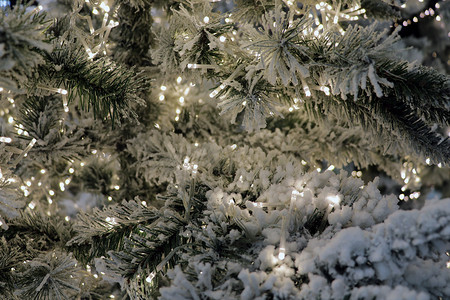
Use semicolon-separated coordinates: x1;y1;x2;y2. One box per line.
146;272;156;283
209;90;218;98
303;85;311;97
69;168;74;174
278;216;288;260
320;86;331;96
114;185;120;190
0;137;12;143
176;77;182;83
99;1;110;12
160;85;167;91
59;182;65;191
219;36;226;42
179;97;185;104
327;194;341;206
28;202;36;209
49;190;55;196
192;164;198;175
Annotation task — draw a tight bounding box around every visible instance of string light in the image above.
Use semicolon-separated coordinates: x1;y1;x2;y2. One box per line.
327;194;341;206
0;137;12;143
146;272;156;283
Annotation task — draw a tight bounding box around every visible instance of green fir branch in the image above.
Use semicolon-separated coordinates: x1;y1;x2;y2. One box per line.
30;42;148;123
0;2;52;92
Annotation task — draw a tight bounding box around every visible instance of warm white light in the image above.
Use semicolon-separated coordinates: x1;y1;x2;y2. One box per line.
160;85;167;91
146;272;156;283
99;1;110;12
69;168;74;174
219;36;226;42
327;194;341;206
278;247;286;260
176;77;182;83
0;137;12;143
203;16;210;23
303;86;311;97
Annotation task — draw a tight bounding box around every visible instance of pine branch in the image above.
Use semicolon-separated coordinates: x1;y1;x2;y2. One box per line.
30;42;148;123
0;3;52;92
67;200;159;263
111;0;155;66
0;237;26;299
5;210;73;253
14;250;81;299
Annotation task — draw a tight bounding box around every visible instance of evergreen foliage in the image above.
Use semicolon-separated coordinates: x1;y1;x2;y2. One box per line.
0;0;449;299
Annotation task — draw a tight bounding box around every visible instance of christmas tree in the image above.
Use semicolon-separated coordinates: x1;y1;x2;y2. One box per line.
0;0;449;298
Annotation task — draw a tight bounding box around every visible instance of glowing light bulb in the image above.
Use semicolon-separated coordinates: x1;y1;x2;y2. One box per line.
99;1;110;12
176;77;182;83
146;272;156;283
219;36;226;42
0;137;12;143
160;85;167;91
327;194;341;206
303;86;311;97
203;16;210;23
